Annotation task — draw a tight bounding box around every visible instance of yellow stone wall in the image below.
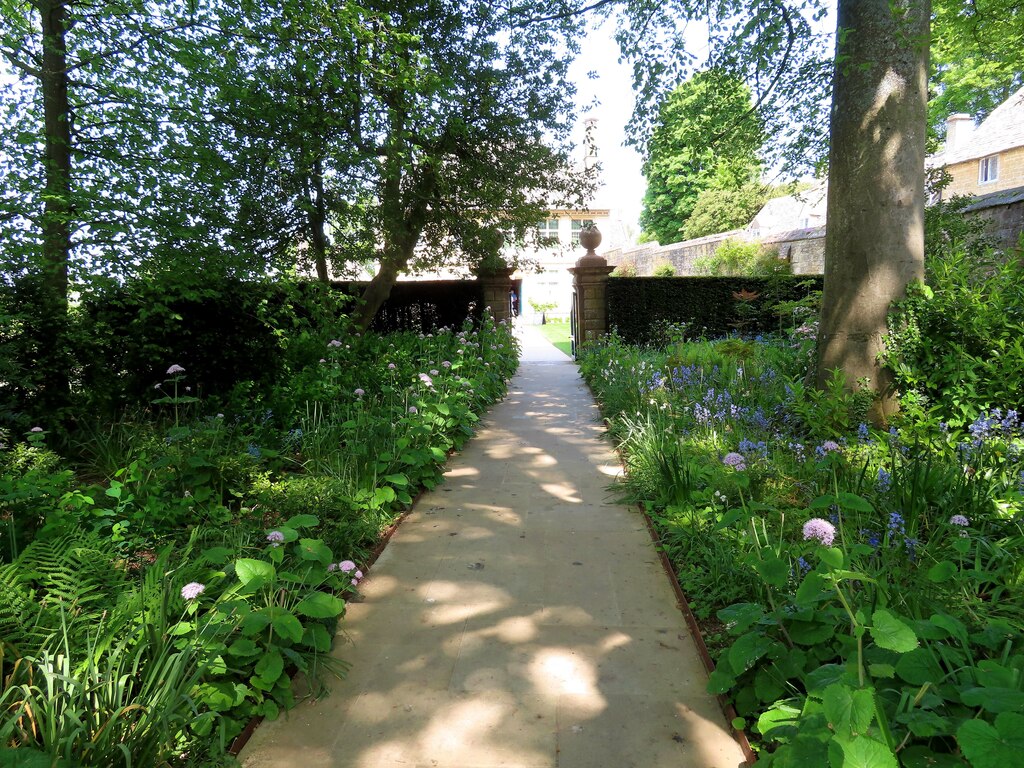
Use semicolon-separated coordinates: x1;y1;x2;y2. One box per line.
944;146;1024;197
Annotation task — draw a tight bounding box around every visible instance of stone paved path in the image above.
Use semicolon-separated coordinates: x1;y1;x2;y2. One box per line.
241;324;747;768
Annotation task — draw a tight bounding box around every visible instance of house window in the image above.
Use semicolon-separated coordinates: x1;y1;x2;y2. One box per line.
536;218;559;246
979;155;999;184
570;218;594;247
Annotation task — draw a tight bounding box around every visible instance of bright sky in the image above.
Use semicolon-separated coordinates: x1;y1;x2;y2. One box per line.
567;19;650;235
569;5;836;237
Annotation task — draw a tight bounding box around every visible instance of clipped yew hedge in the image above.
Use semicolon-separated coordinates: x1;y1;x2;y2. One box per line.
606;275;822;345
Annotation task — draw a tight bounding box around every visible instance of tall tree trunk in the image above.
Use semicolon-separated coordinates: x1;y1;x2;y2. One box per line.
353;251;409;331
38;0;73;408
815;0;929;423
308;158;330;282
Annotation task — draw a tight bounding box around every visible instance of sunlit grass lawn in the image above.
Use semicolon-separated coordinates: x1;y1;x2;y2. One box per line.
536;319;572;356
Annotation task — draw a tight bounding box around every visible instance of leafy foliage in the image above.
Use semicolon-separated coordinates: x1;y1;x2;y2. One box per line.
682;182;774;240
884;250;1024;426
639;69;765;244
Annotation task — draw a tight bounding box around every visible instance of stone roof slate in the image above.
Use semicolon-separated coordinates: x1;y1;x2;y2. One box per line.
937;86;1024;166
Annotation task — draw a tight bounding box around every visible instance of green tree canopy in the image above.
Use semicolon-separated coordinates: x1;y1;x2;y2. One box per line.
930;0;1024;135
638;69;765;245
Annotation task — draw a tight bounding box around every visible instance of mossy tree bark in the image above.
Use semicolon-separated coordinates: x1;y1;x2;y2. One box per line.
815;0;930;423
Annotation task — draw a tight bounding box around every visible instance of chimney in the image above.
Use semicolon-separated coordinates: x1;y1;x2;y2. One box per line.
945;113;974;153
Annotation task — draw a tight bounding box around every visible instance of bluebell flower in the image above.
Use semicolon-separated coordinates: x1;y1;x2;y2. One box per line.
247;443;262;458
888;512;905;535
857;423;870;442
876;467;892;492
797;556;811;574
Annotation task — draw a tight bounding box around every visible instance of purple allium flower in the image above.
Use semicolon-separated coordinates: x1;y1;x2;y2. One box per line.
266;530;285;546
418;373;434;388
354;388;365;397
29;426;43;433
354;570;363;579
388;363;396;370
722;452;747;471
442;360;451;368
430;369;439;376
216;413;224;419
166;364;185;375
328;339;342;348
338;560;356;573
408;406;418;414
351;578;360;586
803;518;837;547
327;563;338;572
319;358;327;363
949;514;970;527
181;582;205;600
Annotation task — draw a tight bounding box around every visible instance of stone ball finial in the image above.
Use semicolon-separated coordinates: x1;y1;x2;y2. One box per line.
575;224;606;267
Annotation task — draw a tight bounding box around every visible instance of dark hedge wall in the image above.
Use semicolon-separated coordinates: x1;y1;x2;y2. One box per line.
1;277;484;423
332;280;483;334
606;275;823;345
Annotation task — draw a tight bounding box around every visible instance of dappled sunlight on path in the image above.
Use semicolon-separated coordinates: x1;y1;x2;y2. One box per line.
242;329;746;768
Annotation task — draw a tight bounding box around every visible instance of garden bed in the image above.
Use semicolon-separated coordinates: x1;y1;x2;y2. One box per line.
0;313;520;765
578;327;1024;767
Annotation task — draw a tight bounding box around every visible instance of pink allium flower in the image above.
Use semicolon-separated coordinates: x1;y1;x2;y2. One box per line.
418;373;434;388
328;339;342;347
180;582;205;600
408;406;418;414
430;369;439;376
722;452;747;471
354;570;363;579
338;560;356;573
319;358;327;363
803;518;837;547
327;563;338;572
442;361;451;368
388;363;396;370
351;578;360;586
30;426;43;433
266;530;285;546
166;364;185;375
354;388;365;397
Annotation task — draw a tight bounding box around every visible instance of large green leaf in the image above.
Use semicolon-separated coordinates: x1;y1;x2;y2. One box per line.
834;734;899;768
754;554;789;587
295;591;345;618
717;602;764;633
727;631;774;673
254;648;284;684
235;558;276;586
822;684;875;737
297;538;333;564
895;648;943;685
960;687;1024;714
870;609;918;653
957;713;1024;768
271;611;304;643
